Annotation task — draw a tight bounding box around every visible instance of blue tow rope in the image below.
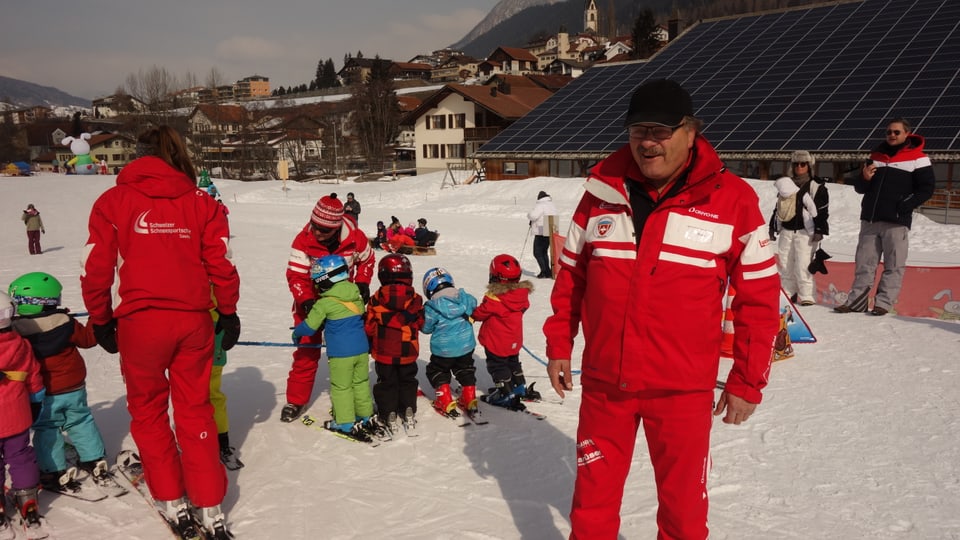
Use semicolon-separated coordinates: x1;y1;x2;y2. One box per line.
235;341;324;348
523;345;582;375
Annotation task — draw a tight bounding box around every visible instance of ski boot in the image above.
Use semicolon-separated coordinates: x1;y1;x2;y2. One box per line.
363;414;393;441
522;382;542;402
402;407;418;436
158;497;203;540
457;385;479;415
11;487;47;539
484;382;525;410
39;467;83;495
386;411;402;436
79;458;128;496
433;384;457;415
280;403;305;423
197;505;233;539
333;420;374;442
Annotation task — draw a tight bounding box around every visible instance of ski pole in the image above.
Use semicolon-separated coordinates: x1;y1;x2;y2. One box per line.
234;341;324;348
522;345;581;374
518;224;532;263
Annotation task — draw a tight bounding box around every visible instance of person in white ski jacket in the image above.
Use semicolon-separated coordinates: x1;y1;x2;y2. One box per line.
527;191;558;278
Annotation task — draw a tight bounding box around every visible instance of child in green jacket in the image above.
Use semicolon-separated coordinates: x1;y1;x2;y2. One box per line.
292;255;375;441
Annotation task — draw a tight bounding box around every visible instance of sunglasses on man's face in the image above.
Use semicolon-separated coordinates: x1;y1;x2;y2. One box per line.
311;223;336;234
792;162;808;168
886;130;902;136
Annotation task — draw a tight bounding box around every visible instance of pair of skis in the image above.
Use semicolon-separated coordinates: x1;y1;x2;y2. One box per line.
113;450;226;540
300;415;383;447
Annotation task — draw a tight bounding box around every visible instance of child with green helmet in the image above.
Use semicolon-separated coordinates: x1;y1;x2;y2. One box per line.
7;272;127;498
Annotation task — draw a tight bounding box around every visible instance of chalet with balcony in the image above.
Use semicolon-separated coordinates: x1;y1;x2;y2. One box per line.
403;76;566;175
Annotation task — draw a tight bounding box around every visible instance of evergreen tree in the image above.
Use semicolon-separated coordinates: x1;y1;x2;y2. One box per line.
321;58;339;88
631;9;661;59
350;55;399;172
315;60;324;87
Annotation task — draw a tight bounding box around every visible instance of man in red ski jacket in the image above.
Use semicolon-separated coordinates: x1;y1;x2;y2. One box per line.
544;79;780;540
281;195;374;421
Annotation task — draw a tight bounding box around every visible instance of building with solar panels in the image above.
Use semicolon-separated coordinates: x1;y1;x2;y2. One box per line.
473;0;960;208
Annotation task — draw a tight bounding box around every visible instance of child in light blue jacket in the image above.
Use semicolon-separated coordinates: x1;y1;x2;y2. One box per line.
421;268;479;415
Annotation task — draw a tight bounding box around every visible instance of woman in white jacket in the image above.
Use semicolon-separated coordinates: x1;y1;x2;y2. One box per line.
768;150;830;305
527;191;558;278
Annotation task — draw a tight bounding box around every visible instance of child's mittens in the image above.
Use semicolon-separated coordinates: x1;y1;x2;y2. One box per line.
30;389;46;423
291;320;316;344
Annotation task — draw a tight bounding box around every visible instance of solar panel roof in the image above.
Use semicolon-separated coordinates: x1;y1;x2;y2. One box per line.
476;0;960;160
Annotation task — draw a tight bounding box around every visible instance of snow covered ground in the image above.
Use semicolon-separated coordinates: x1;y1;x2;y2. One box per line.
1;169;959;539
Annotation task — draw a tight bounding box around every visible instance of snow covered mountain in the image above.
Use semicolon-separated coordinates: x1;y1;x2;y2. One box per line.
452;0;564;48
0;75;90;108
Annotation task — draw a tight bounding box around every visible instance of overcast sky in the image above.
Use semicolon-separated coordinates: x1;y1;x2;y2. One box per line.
2;0;498;101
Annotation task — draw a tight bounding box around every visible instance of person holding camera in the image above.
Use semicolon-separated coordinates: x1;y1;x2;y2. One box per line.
834;117;935;316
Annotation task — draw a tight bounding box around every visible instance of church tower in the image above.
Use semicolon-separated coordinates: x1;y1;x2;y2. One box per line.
584;0;598;33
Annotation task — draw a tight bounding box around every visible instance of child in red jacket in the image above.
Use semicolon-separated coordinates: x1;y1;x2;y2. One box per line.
364;254;424;436
0;291;47;536
473;254;540;409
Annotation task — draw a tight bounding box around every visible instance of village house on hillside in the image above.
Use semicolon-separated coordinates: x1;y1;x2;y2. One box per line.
403;74;571;176
7;1;640;179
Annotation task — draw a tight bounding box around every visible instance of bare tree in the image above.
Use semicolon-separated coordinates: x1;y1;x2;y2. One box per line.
124;66;181;123
206;67;227;176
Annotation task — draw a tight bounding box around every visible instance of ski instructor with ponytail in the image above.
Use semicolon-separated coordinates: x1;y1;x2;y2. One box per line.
543;79;780;539
80;125;240;538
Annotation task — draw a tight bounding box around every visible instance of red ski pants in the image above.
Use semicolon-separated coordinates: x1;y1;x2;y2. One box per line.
117;309;226;507
570;381;713;540
286;331;325;406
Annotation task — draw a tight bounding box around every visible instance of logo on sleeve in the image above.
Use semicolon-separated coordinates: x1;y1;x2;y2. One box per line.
595;217;615;237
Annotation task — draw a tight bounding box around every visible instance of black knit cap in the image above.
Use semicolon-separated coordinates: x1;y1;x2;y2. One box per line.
624;79;694;127
537;191;549;200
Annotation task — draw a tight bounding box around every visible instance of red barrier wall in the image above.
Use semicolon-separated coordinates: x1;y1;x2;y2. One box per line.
816;262;960;319
551;232;959;319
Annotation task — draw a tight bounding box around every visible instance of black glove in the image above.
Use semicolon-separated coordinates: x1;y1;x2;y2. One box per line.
357;282;370;305
93;320;119;354
216;311;241;351
299;299;317;314
811;233;823;244
31;402;42;422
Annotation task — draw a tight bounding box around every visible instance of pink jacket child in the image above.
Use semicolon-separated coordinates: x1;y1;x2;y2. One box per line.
0;292;46;530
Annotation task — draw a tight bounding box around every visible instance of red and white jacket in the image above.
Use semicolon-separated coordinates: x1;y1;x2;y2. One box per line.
543;138;779;403
286;219;375;310
81;156;240;324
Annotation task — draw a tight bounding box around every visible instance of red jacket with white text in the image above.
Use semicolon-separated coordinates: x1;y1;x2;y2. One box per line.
543;137;779;403
286;219;375;310
81;156;240;324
